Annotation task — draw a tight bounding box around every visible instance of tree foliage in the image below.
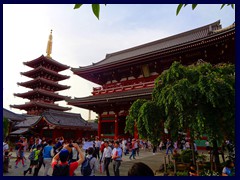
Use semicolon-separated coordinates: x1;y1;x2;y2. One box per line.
3;117;10;139
138;101;164;145
73;4;234;19
125;99;147;135
74;4;106;19
153;61;235;144
176;4;234;15
125;61;235;151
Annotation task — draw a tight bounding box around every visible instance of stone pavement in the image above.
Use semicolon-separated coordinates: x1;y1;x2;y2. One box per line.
3;149;168;176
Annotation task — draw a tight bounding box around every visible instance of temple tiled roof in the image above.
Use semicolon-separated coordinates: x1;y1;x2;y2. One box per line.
23;55;70;72
87;121;98;131
3;108;25;121
15;116;41;128
14;88;71;101
21;66;70;81
42;110;92;129
10;101;71;111
72;20;224;73
10;128;29;135
17;77;70;91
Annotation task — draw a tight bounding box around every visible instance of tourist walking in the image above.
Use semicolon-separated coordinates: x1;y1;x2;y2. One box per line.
165;139;173;155
85;147;98;176
102;141;112;176
24;144;42;176
43;140;54;176
3;138;9;162
94;137;101;160
159;141;164;151
112;141;122;176
129;139;137;160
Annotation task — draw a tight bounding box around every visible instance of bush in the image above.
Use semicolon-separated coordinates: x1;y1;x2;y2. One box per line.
200;169;220;176
181;149;192;163
176;171;188;176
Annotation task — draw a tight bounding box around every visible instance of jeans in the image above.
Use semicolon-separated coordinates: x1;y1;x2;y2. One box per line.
129;149;136;159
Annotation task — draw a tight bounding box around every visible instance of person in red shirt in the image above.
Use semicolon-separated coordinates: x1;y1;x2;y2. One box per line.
51;143;84;176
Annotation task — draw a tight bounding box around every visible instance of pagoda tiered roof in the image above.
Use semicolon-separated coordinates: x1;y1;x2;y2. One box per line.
17;77;70;91
21;66;70;81
10;101;71;111
23;55;69;72
13;88;71;101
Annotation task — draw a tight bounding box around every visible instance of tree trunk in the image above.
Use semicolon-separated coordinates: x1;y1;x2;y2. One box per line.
212;139;220;165
190;141;196;165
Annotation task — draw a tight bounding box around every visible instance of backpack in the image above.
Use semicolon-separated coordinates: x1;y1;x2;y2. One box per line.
28;149;36;160
52;164;69;176
81;156;94;176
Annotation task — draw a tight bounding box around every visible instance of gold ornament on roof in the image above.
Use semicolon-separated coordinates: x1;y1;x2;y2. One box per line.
46;30;53;58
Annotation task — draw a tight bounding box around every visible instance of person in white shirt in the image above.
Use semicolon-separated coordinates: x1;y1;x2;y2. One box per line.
102;141;112;176
3;138;9;162
94;137;101;160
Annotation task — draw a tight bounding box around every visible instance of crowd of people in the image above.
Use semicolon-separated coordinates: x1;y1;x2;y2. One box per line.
3;136;155;176
3;136;235;176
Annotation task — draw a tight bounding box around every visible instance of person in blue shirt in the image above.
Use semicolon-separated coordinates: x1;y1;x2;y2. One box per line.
43;140;54;176
222;160;235;176
111;141;122;176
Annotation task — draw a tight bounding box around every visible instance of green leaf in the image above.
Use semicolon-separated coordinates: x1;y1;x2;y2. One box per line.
74;4;82;9
220;4;226;10
92;4;100;19
192;4;198;10
231;4;235;9
176;4;183;15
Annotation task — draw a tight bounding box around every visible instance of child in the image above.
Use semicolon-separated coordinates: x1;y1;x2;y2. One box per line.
3;151;12;173
188;164;198;176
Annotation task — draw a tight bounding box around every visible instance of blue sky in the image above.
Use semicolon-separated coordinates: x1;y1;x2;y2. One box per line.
3;4;235;120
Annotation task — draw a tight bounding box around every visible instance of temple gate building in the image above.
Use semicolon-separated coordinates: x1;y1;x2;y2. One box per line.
68;21;235;140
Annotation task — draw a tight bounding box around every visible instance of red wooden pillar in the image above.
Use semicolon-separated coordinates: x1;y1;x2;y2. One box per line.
134;122;138;139
98;115;101;139
114;113;118;140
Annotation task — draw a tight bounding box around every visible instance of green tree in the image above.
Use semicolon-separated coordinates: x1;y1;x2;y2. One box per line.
125;99;147;136
153;61;235;164
125;61;235;165
138;101;164;146
3;117;10;139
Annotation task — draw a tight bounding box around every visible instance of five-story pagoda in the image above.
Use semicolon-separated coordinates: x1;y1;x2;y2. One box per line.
10;30;71;115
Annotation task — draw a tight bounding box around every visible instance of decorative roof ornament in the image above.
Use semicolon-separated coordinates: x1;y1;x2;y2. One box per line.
46;30;53;58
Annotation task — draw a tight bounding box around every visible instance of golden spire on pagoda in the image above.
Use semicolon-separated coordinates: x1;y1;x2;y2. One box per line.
46;30;53;58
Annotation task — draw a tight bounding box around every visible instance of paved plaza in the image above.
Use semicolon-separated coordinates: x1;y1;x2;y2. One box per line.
4;149;169;176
